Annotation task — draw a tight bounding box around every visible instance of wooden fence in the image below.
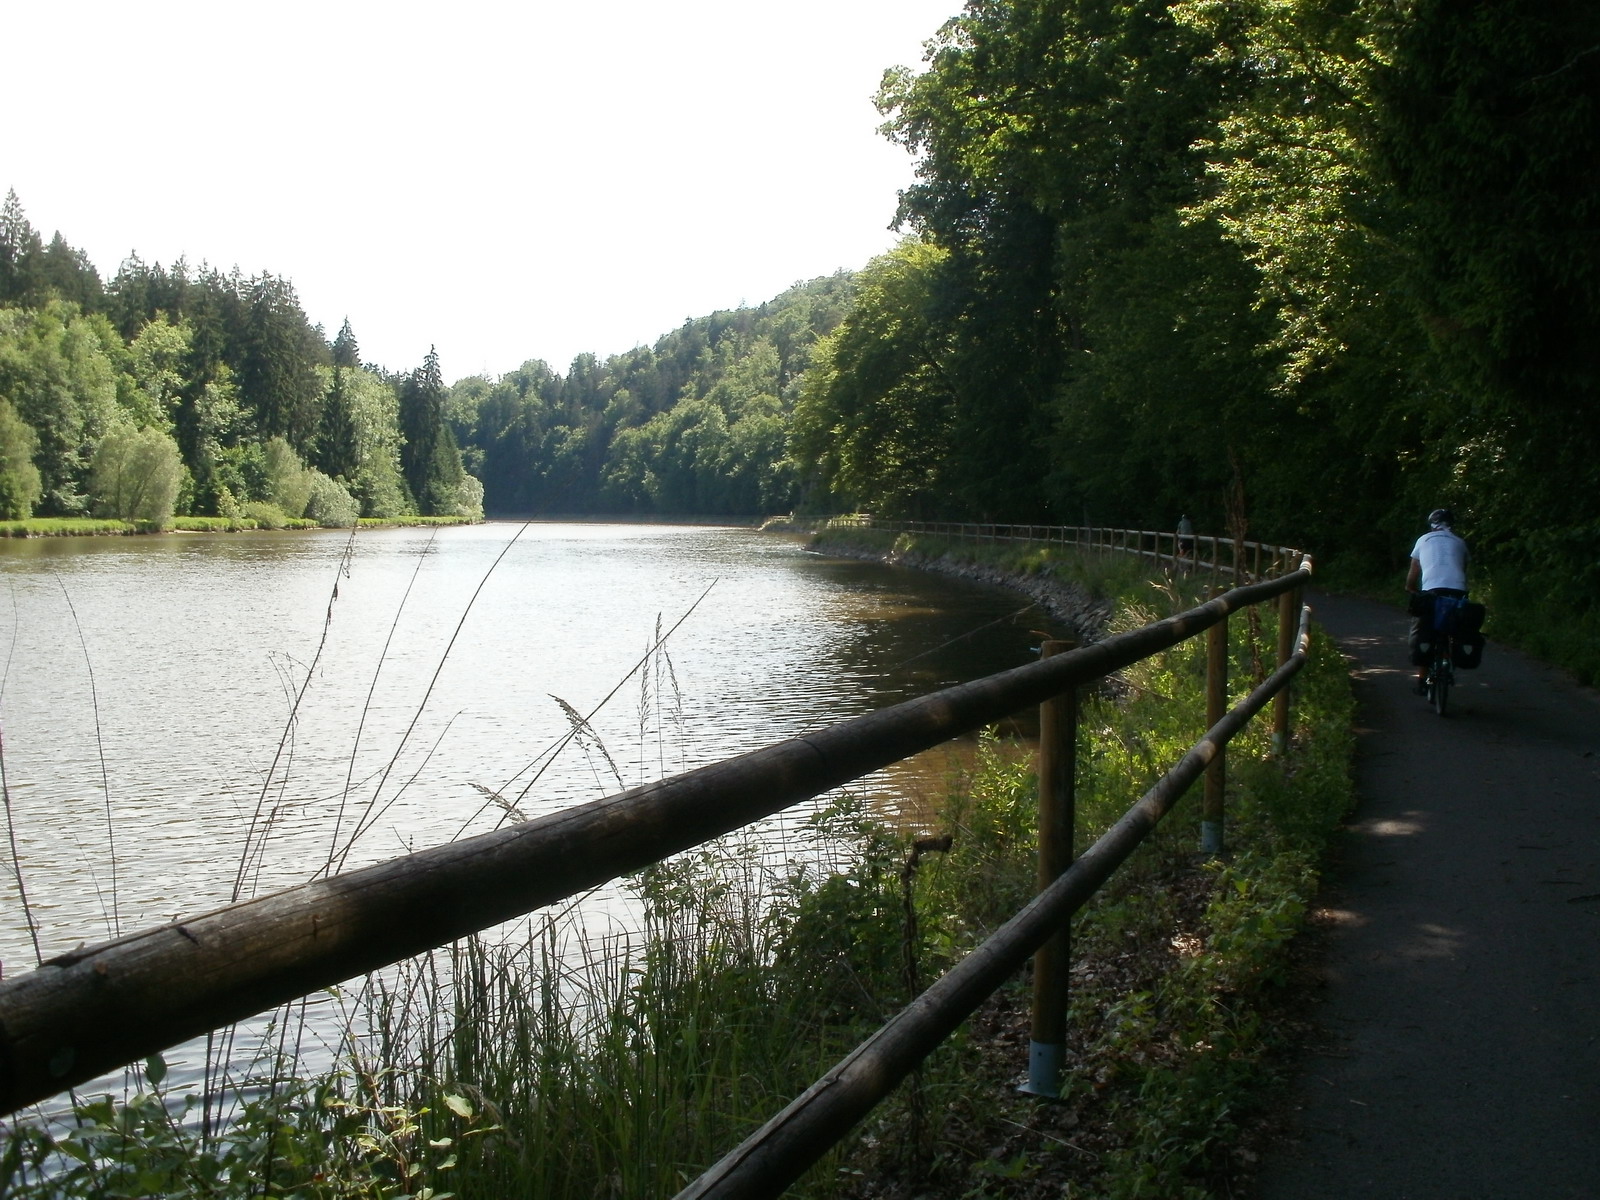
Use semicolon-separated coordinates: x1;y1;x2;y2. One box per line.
822;516;1303;585
0;530;1313;1199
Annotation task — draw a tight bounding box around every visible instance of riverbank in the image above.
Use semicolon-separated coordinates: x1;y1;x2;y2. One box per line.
805;524;1359;1198
0;526;1355;1198
811;526;1121;646
0;514;480;537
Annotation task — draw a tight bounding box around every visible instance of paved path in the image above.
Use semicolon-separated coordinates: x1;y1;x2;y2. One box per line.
1255;591;1600;1199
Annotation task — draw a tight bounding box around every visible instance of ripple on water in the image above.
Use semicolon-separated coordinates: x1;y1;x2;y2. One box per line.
0;523;1058;1095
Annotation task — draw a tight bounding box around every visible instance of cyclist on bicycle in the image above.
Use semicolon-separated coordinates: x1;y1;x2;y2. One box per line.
1406;508;1469;693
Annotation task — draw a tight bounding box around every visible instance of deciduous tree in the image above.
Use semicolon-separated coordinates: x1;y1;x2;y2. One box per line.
90;422;184;525
0;398;42;518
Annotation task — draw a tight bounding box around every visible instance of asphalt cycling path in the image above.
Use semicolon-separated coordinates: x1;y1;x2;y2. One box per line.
1255;590;1600;1200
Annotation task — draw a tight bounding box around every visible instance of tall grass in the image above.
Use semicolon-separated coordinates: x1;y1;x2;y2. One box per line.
0;515;479;538
0;536;1353;1199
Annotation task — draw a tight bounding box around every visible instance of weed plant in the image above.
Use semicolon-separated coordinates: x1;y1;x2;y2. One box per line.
0;539;1352;1199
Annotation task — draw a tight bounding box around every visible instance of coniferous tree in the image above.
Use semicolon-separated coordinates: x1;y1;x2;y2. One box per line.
238;274;324;452
400;347;464;514
317;366;361;482
331;318;360;369
0;189;45;307
39;233;104;311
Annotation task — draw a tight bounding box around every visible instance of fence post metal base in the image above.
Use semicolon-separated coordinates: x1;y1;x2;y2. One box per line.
1201;819;1224;855
1020;1040;1065;1099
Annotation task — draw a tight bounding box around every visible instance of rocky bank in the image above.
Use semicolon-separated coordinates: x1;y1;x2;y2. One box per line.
811;537;1113;646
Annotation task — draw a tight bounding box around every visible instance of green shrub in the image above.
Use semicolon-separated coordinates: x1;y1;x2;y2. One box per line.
89;423;184;527
304;470;359;527
240;501;290;530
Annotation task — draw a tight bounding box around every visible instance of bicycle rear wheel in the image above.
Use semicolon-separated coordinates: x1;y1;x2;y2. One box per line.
1432;651;1451;716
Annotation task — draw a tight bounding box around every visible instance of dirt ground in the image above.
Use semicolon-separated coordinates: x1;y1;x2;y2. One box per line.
1252;591;1600;1199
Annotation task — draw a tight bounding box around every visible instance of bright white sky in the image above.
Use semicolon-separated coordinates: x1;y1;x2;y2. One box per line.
7;0;960;383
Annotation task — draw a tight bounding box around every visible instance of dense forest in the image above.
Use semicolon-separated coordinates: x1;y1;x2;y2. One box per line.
0;186;849;529
444;274;857;516
0;194;478;528
3;0;1596;665
790;0;1598;666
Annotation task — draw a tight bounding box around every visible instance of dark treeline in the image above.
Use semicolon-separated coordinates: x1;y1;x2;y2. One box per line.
790;0;1599;670
0;191;477;526
0;183;851;528
4;0;1595;669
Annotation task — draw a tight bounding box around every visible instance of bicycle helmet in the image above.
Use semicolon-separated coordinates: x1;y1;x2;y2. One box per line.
1427;507;1454;529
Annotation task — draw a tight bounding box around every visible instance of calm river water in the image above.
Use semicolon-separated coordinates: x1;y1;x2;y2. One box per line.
0;522;1058;978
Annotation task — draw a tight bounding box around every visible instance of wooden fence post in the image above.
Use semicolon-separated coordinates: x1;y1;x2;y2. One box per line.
1272;589;1296;755
1024;639;1078;1098
1203;618;1228;853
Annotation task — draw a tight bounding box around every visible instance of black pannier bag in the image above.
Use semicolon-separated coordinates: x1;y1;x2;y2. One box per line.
1410;630;1437;666
1453;632;1486;669
1407;594;1487;665
1448;600;1487;668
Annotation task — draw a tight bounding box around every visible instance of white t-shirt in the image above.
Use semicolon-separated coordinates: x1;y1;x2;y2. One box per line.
1411;528;1469;592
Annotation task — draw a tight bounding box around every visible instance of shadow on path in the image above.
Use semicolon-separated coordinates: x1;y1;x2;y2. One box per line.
1255;591;1600;1199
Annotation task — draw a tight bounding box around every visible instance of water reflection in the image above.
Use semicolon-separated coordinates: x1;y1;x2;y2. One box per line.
0;523;1061;972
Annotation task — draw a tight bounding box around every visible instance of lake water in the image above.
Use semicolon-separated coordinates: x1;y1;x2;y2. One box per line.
0;522;1059;977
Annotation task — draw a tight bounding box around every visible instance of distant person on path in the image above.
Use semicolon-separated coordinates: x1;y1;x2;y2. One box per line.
1406;507;1470;692
1177;514;1195;562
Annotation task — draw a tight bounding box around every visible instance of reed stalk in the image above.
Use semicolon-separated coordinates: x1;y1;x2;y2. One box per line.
0;539;1353;1200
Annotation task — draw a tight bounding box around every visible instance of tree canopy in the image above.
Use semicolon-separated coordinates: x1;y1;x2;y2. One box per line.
3;0;1594;669
789;0;1600;671
0;191;476;525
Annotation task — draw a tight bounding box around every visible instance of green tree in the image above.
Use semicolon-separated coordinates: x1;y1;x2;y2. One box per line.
874;0;1240;520
447;278;849;517
263;436;314;517
90;422;184;525
0;301;121;514
0;190;46;308
238;273;325;451
331;317;360;369
316;364;409;517
316;365;361;482
400;347;465;515
791;241;956;516
0;397;42;518
1371;0;1600;597
122;315;190;432
304;470;360;526
1047;213;1283;530
39;232;103;311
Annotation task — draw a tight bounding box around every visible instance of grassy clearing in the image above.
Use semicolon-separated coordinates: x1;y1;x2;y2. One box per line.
0;538;1353;1199
0;517;131;537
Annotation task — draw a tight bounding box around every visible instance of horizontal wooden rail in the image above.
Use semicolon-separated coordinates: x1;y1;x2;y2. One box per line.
0;568;1309;1116
678;600;1316;1199
825;517;1303;583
